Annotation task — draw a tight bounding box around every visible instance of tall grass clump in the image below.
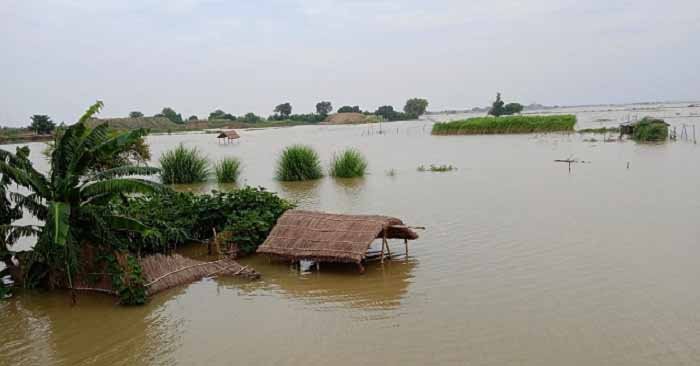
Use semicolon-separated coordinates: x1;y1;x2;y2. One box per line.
432;115;576;135
214;157;242;183
160;144;209;184
329;148;368;178
275;144;323;181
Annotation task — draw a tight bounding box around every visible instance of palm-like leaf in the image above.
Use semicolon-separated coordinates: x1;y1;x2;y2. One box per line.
80;178;165;200
92;166;161;180
9;192;47;220
0;161;51;198
0;225;40;246
47;202;70;246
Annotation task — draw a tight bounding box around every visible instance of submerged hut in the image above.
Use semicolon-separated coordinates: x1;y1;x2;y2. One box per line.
257;210;419;272
217;130;240;144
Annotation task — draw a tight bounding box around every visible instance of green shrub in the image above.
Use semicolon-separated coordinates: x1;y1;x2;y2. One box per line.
631;117;668;142
329;148;368;178
275;145;323;181
432;115;577;135
160;144;209;184
215;157;242;183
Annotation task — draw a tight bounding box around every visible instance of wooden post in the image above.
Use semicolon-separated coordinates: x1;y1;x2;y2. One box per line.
381;227;388;263
357;262;365;274
404;238;409;257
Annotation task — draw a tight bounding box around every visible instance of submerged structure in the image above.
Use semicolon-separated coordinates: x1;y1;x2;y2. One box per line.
257;210;419;272
216;130;240;144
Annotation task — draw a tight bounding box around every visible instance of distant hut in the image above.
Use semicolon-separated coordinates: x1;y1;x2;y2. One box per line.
257;210;420;273
217;130;240;144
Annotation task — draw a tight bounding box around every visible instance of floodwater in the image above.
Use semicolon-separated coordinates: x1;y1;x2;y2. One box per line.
2;103;700;365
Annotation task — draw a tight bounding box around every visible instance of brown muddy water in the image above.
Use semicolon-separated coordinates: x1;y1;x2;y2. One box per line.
2;103;700;365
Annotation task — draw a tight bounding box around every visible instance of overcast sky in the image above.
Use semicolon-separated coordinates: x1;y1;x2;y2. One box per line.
1;0;699;125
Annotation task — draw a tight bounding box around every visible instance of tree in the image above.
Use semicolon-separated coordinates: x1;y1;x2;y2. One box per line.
242;112;262;124
129;111;144;118
208;109;236;121
403;98;429;117
375;105;396;120
29;115;55;135
503;103;523;115
338;106;361;113
274;103;292;118
488;93;506;117
188;115;198;121
0;101;164;294
156;107;183;124
315;101;333;115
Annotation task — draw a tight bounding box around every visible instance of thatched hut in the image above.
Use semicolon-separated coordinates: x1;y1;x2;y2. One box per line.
217;130;240;144
256;210;419;272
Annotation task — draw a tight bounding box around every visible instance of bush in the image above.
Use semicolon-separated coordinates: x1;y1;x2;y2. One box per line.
160;144;209;184
432;115;577;135
631;117;668;141
329;148;368;178
215;157;242;183
275;145;323;181
113;187;294;255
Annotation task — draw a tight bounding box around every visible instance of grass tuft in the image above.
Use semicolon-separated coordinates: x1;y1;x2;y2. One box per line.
275;145;323;181
214;157;242;183
329;148;368;178
160;144;209;184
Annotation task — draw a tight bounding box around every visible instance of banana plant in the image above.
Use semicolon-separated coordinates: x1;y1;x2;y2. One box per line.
0;101;166;288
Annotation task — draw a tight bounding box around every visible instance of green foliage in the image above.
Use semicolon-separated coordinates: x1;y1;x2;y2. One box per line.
274;102;292;118
432;115;577;135
329;148;368;178
106;252;146;305
338;105;362;113
113;187;294;255
241;113;263;124
129;111;144;118
404;98;429;117
214;157;242;183
631;117;668;142
188;115;198;121
209;109;236;121
374;105;416;121
157;107;184;124
159;144;209;184
29;115;55;134
418;164;455;172
503;103;523;115
275;145;323;181
316;101;333;115
488;93;506;117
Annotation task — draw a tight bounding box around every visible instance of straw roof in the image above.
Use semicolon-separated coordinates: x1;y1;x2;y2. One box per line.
217;130;240;139
257;210;418;264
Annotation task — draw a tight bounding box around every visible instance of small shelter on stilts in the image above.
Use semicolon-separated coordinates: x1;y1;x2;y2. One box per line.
217;130;240;144
256;210;420;273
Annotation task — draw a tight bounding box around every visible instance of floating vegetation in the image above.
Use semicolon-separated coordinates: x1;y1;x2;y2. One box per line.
275;144;323;181
418;164;456;172
329;148;368;178
432;115;576;135
630;117;669;142
577;127;620;134
160;144;209;184
386;169;397;177
214;157;242;183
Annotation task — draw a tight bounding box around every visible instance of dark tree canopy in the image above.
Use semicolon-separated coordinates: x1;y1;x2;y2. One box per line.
208;109;236;121
274;102;292;118
315;101;333;115
242;112;263;123
488;93;506;117
188;115;198;121
374;105;396;120
337;105;361;113
157;107;184;124
403;98;429;117
503;103;524;115
129;111;144;118
29;115;55;134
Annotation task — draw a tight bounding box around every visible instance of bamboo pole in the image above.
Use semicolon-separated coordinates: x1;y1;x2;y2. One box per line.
404;238;409;257
144;258;228;287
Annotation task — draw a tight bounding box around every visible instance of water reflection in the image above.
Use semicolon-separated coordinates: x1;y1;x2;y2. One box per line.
273;179;323;207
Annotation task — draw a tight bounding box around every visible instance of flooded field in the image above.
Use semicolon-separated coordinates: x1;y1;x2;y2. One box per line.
2;103;700;365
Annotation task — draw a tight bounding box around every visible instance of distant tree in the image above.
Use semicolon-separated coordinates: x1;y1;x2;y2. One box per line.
374;105;396;120
503;103;524;115
188;115;198;121
488;93;506;117
156;107;184;124
403;98;429;117
29;115;55;134
315;101;333;115
208;109;236;121
338;105;362;113
242;112;263;124
274;102;292;118
128;111;144;118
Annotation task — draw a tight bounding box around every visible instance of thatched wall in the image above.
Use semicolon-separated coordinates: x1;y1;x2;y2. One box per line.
256;210;418;264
